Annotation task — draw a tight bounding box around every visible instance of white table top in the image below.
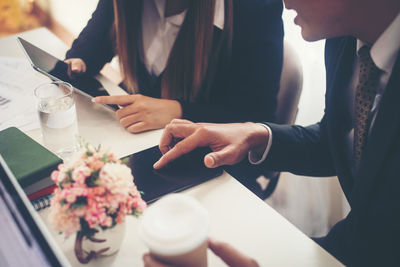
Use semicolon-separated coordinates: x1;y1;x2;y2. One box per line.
0;28;342;267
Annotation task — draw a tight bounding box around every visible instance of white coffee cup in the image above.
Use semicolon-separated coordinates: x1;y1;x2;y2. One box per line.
139;194;209;267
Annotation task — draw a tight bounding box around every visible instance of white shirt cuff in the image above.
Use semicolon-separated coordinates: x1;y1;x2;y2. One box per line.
248;123;272;165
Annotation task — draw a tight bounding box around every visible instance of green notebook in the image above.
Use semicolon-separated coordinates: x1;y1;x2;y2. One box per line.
0;127;62;190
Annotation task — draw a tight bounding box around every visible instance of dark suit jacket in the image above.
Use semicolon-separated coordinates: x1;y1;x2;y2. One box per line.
66;0;283;123
262;37;400;266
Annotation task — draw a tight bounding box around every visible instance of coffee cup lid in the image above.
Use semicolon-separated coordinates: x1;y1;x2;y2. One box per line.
138;194;209;255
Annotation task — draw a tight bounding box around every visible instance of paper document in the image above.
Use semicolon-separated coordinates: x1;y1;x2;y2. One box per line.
0;56;49;132
0;56;31;71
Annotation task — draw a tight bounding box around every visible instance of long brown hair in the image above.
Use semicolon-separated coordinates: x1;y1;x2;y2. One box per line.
113;0;233;102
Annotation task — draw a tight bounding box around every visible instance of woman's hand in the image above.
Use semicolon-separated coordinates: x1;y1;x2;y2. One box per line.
153;119;270;169
93;94;183;133
142;238;259;267
64;58;87;78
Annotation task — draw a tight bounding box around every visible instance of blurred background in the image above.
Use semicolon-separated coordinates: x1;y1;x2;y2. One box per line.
0;0;350;238
0;0;50;37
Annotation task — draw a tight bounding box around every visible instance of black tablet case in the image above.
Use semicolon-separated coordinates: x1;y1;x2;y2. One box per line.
125;146;223;203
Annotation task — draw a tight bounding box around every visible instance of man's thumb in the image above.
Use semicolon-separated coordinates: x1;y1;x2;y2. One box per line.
208;238;259;267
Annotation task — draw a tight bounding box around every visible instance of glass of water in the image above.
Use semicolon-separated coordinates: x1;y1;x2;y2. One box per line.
34;81;79;159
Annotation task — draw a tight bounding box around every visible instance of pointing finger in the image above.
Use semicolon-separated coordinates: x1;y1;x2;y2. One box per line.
93;95;135;105
154;132;203;169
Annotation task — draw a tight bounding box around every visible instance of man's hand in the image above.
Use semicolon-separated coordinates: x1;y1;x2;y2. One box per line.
208;238;259;267
143;254;171;267
64;58;87;78
93;94;182;133
153;119;269;169
142;238;259;267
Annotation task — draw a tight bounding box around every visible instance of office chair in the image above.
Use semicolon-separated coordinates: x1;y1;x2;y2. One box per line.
275;40;303;125
225;40;303;199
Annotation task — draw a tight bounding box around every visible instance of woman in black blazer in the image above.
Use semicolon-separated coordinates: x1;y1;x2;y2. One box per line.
65;0;283;133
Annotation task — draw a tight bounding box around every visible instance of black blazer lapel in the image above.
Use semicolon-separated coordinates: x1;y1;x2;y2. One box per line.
352;55;400;211
326;37;356;200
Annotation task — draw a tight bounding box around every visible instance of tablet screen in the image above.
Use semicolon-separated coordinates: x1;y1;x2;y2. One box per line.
18;37;118;110
125;146;223;203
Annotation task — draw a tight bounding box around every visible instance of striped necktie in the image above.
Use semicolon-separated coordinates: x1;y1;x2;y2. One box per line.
354;45;381;170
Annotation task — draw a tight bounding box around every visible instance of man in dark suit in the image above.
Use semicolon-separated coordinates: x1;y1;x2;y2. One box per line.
149;0;400;266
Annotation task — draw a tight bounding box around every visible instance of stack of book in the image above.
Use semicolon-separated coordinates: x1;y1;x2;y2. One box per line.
0;127;62;210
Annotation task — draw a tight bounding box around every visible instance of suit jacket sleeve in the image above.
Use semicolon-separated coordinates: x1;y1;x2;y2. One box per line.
257;36;345;177
259;115;337;177
180;0;284;123
65;0;115;76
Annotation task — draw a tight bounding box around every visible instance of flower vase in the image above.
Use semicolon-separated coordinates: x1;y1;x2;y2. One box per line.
74;222;126;264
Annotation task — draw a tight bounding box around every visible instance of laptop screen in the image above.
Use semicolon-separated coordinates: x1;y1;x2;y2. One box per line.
0;156;67;267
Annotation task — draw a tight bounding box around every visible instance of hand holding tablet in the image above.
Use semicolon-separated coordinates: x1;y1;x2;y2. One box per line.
17;37;118;111
64;58;87;78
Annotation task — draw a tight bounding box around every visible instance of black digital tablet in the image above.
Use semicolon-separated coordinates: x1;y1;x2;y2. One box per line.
125;146;223;203
17;37;118;111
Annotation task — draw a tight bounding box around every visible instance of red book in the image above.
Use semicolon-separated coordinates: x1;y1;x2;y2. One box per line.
28;184;57;201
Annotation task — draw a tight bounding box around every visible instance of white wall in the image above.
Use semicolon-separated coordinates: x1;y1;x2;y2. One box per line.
48;0;98;36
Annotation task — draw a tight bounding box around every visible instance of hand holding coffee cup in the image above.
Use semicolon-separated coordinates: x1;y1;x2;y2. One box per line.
139;194;209;267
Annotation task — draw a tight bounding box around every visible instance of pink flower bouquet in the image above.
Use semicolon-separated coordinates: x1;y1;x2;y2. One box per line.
48;145;146;239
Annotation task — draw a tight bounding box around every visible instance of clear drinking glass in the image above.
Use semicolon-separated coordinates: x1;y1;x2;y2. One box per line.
34;81;79;159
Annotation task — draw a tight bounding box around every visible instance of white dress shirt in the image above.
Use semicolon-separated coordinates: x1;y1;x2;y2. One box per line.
140;0;225;77
249;13;400;166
